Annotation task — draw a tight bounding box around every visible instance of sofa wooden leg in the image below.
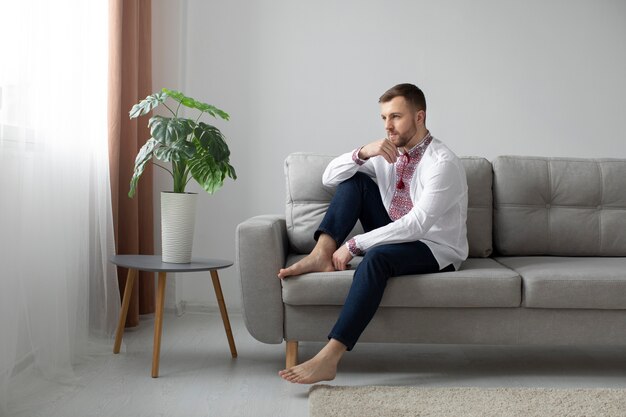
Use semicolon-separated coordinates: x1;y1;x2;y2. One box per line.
286;340;298;368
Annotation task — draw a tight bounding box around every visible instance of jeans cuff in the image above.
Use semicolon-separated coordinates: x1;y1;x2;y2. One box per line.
327;333;354;351
314;227;342;248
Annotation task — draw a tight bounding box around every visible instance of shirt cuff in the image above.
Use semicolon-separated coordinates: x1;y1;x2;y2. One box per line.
352;147;366;166
346;238;364;256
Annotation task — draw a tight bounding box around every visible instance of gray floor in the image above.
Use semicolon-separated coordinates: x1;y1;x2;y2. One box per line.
7;311;626;417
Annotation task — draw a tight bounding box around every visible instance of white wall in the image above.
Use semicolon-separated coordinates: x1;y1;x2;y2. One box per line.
153;0;626;311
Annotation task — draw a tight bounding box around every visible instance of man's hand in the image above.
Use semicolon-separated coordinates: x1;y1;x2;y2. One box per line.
358;139;399;164
332;245;354;271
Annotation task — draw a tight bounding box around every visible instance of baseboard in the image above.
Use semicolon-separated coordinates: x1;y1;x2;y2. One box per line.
164;300;187;317
165;301;242;316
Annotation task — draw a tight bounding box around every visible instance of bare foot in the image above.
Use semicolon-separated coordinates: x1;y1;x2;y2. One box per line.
278;339;347;384
278;355;338;384
277;250;334;279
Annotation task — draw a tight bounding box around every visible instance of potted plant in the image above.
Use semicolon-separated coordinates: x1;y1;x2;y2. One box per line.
128;88;236;263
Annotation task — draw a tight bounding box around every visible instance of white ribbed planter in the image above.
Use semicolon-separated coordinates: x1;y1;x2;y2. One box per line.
161;192;198;263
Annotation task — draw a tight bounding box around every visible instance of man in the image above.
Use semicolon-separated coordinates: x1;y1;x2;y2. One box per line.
277;83;468;384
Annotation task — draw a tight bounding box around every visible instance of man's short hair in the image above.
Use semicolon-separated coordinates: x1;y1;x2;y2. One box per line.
379;83;426;112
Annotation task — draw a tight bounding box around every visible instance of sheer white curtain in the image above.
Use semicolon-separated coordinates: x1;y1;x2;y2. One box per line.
0;0;119;412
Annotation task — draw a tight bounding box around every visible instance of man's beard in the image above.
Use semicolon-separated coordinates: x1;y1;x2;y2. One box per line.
388;130;415;148
388;121;418;148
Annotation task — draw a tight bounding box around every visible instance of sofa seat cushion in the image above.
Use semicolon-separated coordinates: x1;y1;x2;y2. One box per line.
496;257;626;309
281;257;521;308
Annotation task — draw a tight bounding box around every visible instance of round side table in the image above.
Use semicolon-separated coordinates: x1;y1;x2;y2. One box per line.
110;255;237;377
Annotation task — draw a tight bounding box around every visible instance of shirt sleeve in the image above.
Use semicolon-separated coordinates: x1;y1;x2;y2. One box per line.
322;148;376;187
352;160;465;252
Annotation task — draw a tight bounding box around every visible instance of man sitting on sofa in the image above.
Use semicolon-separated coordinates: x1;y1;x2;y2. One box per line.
277;83;469;384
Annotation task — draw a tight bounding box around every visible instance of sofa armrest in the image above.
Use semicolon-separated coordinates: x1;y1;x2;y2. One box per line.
235;215;288;344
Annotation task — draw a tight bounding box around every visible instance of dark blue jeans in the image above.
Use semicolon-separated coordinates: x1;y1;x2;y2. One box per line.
315;173;453;351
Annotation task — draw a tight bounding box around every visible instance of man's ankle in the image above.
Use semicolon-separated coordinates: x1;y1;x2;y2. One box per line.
319;339;347;360
316;234;338;253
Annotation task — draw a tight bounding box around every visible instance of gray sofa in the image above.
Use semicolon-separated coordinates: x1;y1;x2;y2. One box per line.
236;153;626;368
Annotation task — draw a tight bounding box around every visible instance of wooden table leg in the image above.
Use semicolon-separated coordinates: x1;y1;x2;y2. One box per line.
210;270;238;358
114;268;137;354
152;271;167;378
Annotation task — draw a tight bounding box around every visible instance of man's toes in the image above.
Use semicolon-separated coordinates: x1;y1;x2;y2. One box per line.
279;368;296;380
278;267;294;279
286;373;299;383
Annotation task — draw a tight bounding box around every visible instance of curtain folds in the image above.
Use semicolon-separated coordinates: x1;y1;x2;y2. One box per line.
108;0;155;327
0;0;119;413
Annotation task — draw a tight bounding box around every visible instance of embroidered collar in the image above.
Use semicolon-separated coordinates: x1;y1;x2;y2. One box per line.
404;132;432;159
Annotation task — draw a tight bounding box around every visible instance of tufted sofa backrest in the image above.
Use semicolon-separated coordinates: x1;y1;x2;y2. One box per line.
492;156;626;256
284;153;493;257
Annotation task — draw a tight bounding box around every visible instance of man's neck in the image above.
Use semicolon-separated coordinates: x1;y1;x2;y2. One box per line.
402;128;430;153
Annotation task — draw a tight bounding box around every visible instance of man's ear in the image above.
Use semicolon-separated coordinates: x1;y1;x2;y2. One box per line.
415;109;426;125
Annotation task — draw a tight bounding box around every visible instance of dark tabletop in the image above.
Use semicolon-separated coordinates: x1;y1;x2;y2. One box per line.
109;255;233;272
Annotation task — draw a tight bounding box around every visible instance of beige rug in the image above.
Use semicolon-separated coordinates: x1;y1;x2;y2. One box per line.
309;385;626;417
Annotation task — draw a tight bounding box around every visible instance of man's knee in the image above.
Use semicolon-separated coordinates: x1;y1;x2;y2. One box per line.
337;172;372;191
358;246;394;276
346;172;370;183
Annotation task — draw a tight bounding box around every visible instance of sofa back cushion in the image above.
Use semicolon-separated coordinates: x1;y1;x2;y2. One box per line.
285;153;358;254
493;156;626;256
462;157;493;257
284;153;493;257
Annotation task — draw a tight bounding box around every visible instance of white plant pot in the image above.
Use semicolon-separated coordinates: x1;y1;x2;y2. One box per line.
161;191;197;263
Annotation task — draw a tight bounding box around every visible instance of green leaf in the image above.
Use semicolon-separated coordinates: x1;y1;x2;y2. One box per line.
161;88;185;102
187;147;236;194
153;139;196;162
128;138;158;197
162;88;230;121
227;164;237;180
187;155;223;194
129;92;168;119
209;135;230;163
148;116;193;146
193;123;230;162
186;120;235;193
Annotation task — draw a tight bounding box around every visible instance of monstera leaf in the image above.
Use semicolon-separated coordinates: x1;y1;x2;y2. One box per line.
129;92;168;119
129;138;159;197
187;123;237;194
163;88;230;121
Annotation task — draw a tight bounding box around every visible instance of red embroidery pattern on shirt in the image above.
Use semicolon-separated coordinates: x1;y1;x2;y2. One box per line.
347;238;364;256
352;147;365;166
388;135;432;221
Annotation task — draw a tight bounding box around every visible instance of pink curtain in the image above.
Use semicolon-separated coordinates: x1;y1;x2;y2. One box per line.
108;0;155;327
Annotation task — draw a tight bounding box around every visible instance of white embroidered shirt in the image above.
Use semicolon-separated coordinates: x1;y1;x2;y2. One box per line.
322;135;469;270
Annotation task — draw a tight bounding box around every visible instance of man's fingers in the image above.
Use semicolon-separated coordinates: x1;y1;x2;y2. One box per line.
386;148;397;164
335;245;356;271
382;140;398;163
382;144;397;164
333;257;346;271
361;139;398;163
